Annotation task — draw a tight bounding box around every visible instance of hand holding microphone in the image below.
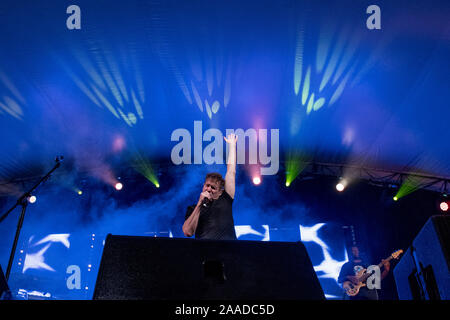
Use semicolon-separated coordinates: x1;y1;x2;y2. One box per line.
199;191;212;208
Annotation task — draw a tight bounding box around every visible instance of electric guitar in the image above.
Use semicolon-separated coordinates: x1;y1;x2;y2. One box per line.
343;249;403;297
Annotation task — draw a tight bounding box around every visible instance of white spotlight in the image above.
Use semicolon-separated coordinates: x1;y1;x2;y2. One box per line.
115;182;123;191
28;195;37;204
336;179;347;192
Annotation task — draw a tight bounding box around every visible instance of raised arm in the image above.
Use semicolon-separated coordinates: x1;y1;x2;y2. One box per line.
224;133;238;199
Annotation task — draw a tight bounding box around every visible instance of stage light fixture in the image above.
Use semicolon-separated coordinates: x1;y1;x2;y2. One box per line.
253;176;261;185
27;195;36;204
115;182;123;190
440;201;449;212
336;182;345;192
336;177;348;192
393;196;398;201
286;181;290;187
78;190;83;195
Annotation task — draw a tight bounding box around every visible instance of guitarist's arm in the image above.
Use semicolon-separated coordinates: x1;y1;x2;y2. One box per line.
346;275;360;284
380;259;391;280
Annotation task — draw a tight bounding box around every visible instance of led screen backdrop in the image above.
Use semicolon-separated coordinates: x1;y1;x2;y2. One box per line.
8;223;347;300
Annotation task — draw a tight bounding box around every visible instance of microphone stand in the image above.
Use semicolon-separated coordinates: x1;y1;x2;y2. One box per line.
0;156;63;282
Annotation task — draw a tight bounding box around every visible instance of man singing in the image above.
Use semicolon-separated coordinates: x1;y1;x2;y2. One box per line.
182;133;238;240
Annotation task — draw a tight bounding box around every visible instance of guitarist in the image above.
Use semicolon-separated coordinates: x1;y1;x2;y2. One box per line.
337;246;391;300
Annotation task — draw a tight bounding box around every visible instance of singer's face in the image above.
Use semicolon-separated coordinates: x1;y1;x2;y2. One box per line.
203;178;222;200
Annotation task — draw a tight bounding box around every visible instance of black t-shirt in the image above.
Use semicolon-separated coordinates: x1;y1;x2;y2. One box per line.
185;190;236;240
338;260;379;300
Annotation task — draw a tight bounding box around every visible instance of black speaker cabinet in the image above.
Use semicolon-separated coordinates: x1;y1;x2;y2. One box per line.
93;235;325;300
0;265;10;300
394;215;450;300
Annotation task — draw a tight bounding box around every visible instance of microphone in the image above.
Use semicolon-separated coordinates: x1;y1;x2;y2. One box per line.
202;198;211;207
201;193;212;207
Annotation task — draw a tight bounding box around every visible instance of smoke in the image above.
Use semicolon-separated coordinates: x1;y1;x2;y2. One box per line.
0;164;313;243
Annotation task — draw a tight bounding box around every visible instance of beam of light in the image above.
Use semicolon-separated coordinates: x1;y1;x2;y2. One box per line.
117;108;132;126
90;84;120;118
313;97;326;112
285;156;308;187
216;52;223;86
104;51;129;105
224;65;232;108
319;27;347;92
0;71;26;120
87;162;121;189
191;80;203;112
211;101;220;114
205;99;212;119
289;109;301;136
92;51;125;108
72;48;107;91
316;25;334;74
342;127;355;146
0;96;23;120
134;69;145;104
306;92;315;114
332;30;360;85
182;44;232;118
132;152;160;188
173;64;193;105
64;69;102;108
350;34;390;88
0;71;26;104
394;175;422;200
117;108;138;127
292;25;362;116
131;90;144;120
329;65;354;106
58;47;145;127
294;28;304;96
301;67;311;106
55;53;105;109
206;57;214;97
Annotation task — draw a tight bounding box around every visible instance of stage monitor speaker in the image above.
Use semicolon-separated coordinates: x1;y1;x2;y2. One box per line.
394;215;450;300
93;235;325;300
